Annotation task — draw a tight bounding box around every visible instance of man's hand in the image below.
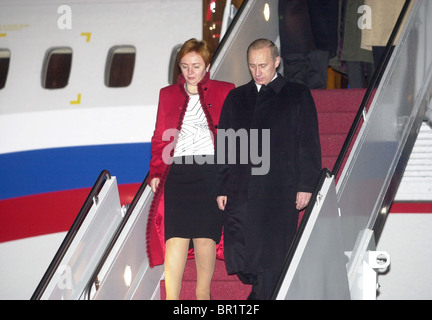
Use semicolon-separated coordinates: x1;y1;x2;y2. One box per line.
296;192;312;210
217;196;227;211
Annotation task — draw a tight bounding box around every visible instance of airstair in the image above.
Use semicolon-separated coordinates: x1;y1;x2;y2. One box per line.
31;0;432;300
272;0;432;299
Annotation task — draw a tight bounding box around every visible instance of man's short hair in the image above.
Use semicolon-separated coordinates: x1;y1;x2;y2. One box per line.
247;38;279;60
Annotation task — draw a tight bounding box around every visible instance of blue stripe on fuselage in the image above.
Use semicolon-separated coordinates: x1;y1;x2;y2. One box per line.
0;143;151;200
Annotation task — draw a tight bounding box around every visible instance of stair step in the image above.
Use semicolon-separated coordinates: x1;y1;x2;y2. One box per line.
160;279;251;300
160;259;250;300
159;89;371;300
320;134;348;156
317;112;357;134
313;89;368;173
312;88;367;113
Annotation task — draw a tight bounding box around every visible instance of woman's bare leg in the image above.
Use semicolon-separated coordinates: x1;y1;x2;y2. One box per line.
193;238;216;300
164;237;190;300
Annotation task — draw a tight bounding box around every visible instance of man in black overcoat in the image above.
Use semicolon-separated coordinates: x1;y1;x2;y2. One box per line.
216;39;322;300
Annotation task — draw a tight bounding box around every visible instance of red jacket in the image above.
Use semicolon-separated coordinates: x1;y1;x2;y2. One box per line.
146;72;235;267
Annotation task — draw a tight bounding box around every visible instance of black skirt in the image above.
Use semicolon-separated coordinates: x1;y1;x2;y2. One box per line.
164;156;224;243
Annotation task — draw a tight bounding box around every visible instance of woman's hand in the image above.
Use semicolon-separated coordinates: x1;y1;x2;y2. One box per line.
150;178;160;193
217;196;227;211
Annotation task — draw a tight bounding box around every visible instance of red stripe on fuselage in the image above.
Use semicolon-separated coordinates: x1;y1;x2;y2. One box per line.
0;183;140;243
1;189;429;243
389;202;432;214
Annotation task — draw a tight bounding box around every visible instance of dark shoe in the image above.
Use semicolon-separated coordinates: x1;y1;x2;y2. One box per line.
246;290;257;300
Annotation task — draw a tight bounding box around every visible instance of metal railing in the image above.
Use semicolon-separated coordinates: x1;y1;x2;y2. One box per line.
31;170;111;300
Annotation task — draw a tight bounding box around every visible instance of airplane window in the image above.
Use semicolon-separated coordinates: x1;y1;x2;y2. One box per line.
42;47;72;89
105;46;136;87
168;44;182;85
0;49;11;90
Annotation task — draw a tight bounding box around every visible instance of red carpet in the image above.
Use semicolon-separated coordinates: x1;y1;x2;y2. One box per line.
160;259;251;300
159;89;369;300
312;88;367;172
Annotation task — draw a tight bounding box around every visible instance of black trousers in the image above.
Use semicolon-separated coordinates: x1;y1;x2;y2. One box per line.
282;49;330;89
237;271;279;300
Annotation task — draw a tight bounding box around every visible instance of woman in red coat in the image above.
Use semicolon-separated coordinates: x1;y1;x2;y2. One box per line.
146;39;234;300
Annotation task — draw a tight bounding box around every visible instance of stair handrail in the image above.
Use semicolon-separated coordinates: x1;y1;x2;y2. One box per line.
82;173;149;299
33;2;250;298
270;168;332;299
271;0;413;300
31;169;112;300
331;0;412;177
211;0;249;67
79;1;251;298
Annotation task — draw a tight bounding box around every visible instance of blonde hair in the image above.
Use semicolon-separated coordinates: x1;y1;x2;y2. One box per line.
177;38;212;67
